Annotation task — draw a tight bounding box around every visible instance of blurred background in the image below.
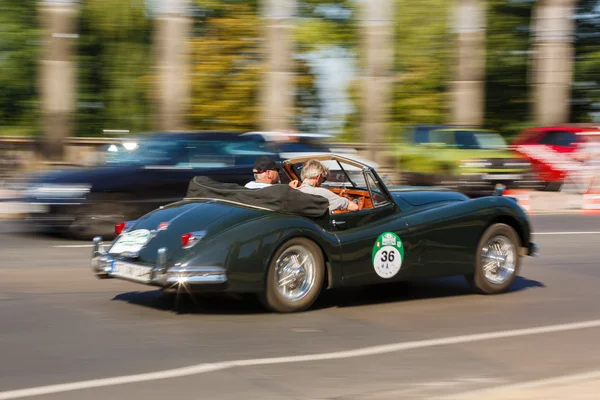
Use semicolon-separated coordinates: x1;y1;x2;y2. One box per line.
0;0;599;237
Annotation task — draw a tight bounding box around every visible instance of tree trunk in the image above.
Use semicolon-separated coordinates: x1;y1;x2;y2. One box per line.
261;0;296;132
530;0;577;126
39;1;78;162
360;0;395;163
154;0;192;132
450;0;486;128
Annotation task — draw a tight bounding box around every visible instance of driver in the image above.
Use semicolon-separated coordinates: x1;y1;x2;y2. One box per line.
297;159;359;212
245;156;300;189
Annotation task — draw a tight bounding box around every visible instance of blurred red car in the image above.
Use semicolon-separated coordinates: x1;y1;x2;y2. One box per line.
512;124;600;189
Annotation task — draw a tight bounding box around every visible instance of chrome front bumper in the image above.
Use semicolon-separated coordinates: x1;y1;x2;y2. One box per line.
91;236;227;288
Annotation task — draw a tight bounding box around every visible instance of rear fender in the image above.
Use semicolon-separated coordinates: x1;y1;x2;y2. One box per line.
179;216;341;293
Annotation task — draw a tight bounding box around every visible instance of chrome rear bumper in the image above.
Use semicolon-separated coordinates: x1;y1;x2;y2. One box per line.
91;236;227;288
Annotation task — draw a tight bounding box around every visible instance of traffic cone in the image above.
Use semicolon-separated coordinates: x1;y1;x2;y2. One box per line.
504;189;532;214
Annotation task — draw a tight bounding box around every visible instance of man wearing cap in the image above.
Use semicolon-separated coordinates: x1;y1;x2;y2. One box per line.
245;156;284;189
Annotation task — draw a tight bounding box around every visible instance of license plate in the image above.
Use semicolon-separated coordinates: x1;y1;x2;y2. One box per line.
111;261;152;283
482;174;522;180
109;229;152;255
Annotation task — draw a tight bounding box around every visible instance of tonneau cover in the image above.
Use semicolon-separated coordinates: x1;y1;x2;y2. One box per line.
186;176;329;218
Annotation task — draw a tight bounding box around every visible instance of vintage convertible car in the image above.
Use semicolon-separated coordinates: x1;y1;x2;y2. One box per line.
91;154;539;313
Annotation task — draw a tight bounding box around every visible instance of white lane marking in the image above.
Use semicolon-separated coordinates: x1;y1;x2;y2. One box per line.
536;231;600;235
52;245;94;248
432;369;600;399
2;319;600;399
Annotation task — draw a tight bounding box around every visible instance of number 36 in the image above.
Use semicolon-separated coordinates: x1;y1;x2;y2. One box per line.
381;250;395;262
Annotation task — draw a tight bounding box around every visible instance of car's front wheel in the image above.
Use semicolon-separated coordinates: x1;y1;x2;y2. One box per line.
261;238;325;313
465;223;521;294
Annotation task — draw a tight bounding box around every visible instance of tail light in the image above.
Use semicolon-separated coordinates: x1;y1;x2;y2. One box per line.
114;220;137;235
181;231;207;249
181;233;193;247
115;222;126;235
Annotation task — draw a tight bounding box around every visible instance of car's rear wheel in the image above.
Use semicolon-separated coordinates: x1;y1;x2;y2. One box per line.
261;238;325;313
465;223;521;294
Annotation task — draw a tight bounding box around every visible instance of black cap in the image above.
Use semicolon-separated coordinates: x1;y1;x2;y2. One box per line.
252;156;279;173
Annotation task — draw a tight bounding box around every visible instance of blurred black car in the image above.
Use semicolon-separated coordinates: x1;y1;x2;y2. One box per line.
17;131;278;239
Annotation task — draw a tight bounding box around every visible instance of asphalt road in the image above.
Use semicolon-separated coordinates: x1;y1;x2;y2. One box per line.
0;215;599;399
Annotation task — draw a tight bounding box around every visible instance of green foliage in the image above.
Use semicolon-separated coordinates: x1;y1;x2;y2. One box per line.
391;0;451;139
187;2;263;131
76;0;153;137
571;0;600;122
484;0;534;137
295;1;357;51
188;1;335;132
0;1;40;136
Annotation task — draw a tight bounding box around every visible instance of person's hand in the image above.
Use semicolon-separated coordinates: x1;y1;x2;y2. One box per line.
289;180;300;189
347;200;359;211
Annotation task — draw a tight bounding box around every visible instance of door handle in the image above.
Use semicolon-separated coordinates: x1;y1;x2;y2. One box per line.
332;219;346;228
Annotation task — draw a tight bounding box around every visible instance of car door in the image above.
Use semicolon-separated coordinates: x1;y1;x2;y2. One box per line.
329;171;418;287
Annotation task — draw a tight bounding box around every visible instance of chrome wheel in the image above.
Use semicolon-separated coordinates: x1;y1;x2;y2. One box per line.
481;235;516;285
274;245;316;302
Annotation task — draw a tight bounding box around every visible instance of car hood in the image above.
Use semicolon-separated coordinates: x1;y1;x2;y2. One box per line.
387;186;469;207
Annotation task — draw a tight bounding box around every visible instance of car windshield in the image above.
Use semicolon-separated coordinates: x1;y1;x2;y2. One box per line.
108;139;183;166
474;132;508;150
290;159;367;189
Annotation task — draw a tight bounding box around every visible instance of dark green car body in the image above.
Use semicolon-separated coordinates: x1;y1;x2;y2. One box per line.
92;155;537;304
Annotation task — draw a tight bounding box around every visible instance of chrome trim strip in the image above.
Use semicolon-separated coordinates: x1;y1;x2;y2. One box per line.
284;153;368;170
181;197;275;211
163;267;227;284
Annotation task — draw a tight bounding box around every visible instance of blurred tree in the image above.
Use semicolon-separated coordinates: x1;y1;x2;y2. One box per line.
187;1;263;131
0;1;40;136
295;0;357;49
188;0;321;132
571;0;600;122
484;0;533;137
391;0;451;139
76;0;153;137
295;1;358;135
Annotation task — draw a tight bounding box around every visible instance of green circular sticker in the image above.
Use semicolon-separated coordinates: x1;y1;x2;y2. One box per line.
372;232;404;279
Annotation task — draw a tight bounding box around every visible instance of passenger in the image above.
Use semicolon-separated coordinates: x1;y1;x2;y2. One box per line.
245;156;299;189
297;160;359;212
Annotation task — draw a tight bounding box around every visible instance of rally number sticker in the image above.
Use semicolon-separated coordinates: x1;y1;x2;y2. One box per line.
372;232;404;279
